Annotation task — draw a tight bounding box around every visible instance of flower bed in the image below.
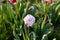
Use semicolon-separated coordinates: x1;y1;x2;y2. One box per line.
0;0;60;40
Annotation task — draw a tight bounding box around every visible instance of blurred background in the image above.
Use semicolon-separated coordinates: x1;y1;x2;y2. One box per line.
0;0;60;40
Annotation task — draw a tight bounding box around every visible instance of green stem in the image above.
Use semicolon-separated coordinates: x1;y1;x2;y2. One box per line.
41;3;48;29
24;25;30;40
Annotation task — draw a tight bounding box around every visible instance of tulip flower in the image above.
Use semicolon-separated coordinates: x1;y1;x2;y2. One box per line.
24;14;35;27
9;0;17;5
45;0;53;4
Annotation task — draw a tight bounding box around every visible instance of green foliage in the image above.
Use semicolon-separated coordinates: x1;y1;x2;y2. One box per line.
0;0;60;40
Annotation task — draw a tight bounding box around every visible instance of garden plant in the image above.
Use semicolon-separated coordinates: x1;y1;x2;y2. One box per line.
0;0;60;40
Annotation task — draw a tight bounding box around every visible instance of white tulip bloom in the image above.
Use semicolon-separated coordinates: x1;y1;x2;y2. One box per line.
24;14;35;27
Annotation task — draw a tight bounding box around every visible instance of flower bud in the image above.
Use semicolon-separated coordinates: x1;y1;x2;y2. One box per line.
9;0;17;5
45;0;53;4
24;14;35;27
